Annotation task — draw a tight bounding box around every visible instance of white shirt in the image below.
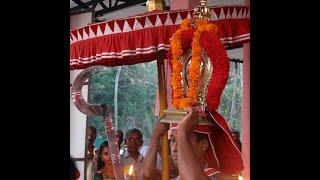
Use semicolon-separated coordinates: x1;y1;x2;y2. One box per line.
139;145;162;169
121;150;144;180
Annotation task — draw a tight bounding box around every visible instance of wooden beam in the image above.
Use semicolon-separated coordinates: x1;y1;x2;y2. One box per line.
70;0;104;12
72;0;90;9
95;0;146;16
99;1;108;9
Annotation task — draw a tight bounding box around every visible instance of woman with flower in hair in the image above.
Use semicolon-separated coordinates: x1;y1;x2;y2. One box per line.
94;141;115;180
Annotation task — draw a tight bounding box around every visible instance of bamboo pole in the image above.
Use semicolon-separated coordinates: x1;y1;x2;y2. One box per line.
156;52;169;180
146;1;169;179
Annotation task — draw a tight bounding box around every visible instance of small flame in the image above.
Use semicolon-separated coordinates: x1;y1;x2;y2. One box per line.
128;165;134;175
238;175;243;180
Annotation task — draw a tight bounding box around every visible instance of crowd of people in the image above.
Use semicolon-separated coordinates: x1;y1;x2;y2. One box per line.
71;109;243;180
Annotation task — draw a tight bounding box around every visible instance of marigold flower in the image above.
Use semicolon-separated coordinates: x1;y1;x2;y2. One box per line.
169;18;217;109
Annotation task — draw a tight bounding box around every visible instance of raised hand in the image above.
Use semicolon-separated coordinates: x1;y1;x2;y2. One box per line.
177;107;199;134
153;121;170;138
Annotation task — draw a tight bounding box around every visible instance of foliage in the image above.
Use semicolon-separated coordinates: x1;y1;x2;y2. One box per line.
87;61;158;143
88;61;243;143
218;62;243;133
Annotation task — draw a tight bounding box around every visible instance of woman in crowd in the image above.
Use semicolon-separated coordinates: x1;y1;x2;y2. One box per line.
94;141;115;180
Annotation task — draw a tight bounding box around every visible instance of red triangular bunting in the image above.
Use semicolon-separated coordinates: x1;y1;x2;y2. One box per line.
83;26;90;36
107;21;115;32
229;7;234;16
242;8;246;17
222;7;229;16
126;18;135;30
147;14;157;26
244;7;249;16
179;11;188;20
99;23;106;34
213;7;222;19
137;16;146;27
158;14;167;25
169;12;178;24
235;7;241;16
90;24;98;35
71;30;78;39
116;19;125;31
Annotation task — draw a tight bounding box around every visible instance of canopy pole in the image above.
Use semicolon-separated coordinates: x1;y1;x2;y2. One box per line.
147;1;169;179
156;52;169;180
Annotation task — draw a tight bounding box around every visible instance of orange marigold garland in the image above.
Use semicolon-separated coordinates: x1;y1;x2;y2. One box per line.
170;18;218;110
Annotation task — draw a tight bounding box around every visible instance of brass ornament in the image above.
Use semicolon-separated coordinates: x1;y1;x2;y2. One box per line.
193;0;211;20
161;49;214;125
160;0;216;125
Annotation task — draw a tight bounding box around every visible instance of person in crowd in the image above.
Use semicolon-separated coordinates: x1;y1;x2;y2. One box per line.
116;129;125;154
121;128;144;180
139;144;162;170
93;141;115;180
141;122;178;180
231;129;242;152
70;157;80;180
87;125;98;180
88;126;98;159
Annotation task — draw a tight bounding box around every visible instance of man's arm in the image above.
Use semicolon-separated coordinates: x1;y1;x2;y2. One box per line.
177;107;211;180
141;122;169;180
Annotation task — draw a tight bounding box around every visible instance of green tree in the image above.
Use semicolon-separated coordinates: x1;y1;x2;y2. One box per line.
88;61;158;143
88;60;243;144
218;62;243;133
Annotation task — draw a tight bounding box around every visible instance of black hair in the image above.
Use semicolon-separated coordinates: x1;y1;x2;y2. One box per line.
116;129;124;136
116;129;124;149
116;129;124;139
231;128;240;136
70;157;78;180
194;131;209;142
125;128;143;140
89;125;97;134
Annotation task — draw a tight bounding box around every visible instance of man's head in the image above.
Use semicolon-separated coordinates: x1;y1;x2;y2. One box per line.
88;126;97;146
169;126;211;168
190;131;210;161
169;128;178;167
125;128;143;153
116;129;124;149
231;129;240;141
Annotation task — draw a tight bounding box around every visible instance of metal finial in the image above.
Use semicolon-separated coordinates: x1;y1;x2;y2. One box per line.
193;0;211;19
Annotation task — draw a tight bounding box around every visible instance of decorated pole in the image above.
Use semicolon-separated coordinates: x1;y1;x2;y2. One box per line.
147;1;170;179
102;104;126;180
156;52;169;180
71;66;125;180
